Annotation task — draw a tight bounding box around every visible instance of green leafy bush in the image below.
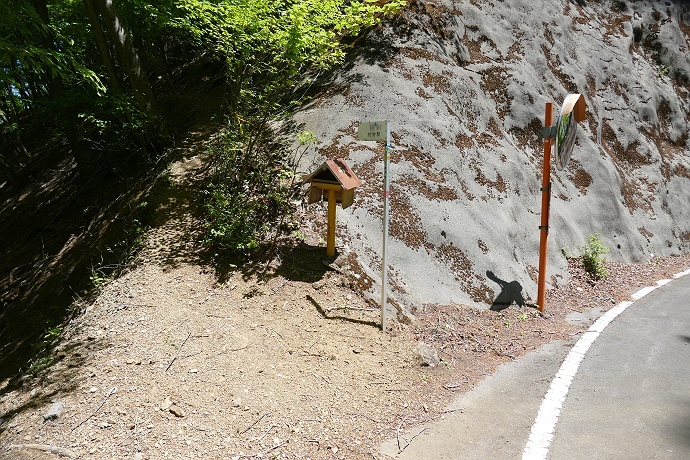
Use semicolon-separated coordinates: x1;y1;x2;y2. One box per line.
195;1;405;254
580;233;610;279
204;128;297;252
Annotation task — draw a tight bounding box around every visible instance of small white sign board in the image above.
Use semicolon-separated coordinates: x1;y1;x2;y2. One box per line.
358;121;388;141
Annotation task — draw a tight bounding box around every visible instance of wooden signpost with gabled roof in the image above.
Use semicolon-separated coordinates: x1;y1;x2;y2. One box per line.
303;159;362;257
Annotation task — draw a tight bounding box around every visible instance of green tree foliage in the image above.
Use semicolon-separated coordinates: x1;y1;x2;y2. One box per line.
0;0;105;112
205;134;294;252
172;0;405;118
0;0;405;253
1;1;156;182
180;0;405;253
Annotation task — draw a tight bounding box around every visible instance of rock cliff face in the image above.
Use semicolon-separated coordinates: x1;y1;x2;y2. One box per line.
295;0;690;312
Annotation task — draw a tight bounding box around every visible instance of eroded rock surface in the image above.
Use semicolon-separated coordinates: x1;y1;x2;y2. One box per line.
296;0;690;313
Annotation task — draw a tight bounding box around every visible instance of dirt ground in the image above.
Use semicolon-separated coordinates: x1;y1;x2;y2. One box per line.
1;149;689;460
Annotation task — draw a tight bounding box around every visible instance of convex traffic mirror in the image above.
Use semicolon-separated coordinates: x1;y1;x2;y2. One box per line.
554;93;586;170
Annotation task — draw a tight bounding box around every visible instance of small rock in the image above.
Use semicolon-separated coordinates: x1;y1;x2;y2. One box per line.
169;405;185;417
160;397;173;411
43;401;65;421
416;342;440;367
90;387;98;393
133;453;144;460
189;368;199;374
231;398;242;408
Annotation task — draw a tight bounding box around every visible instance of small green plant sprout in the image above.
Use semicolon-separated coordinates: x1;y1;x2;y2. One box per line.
659;65;671;77
294;130;317;170
291;229;306;241
296;130;317;146
561;247;572;258
580;233;610;280
90;267;108;288
32;321;63;352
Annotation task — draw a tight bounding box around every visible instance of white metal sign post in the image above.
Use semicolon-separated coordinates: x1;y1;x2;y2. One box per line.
357;121;391;331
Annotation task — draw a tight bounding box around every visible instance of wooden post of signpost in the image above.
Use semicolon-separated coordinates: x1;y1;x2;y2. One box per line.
327;188;337;257
303;159;362;259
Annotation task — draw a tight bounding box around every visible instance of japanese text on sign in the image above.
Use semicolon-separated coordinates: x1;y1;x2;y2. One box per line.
357;121;388;141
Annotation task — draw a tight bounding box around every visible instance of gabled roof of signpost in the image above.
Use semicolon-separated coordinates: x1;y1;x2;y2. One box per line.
302;158;363;190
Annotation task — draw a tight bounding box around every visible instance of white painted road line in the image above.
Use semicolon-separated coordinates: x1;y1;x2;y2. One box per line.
521;269;690;460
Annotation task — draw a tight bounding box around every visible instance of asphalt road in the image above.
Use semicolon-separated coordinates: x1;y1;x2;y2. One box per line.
549;274;690;459
380;274;690;459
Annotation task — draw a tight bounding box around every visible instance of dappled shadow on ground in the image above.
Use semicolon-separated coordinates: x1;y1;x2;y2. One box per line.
212;241;334;286
0;120;220;387
0;335;94;429
136;137;215;269
0;148;163;385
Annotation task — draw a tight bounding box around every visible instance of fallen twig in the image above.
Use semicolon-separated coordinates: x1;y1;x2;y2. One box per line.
166;332;191;372
443;377;469;390
443;383;464;390
396;417;408;451
239;412;269;435
10;444;77;458
249;424;276;443
261;326;283;339
313;373;331;384
181;350;203;359
441;408;464;414
237;441;287;459
115;414;140;447
324;305;377;312
398;427;427;454
127;303;161;308
71;387;117;432
215;345;248;356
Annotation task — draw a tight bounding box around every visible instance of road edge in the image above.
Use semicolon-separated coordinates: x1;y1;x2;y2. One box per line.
521;267;690;459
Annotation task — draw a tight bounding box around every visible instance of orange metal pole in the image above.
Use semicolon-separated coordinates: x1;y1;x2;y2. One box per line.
537;102;554;313
327;189;336;257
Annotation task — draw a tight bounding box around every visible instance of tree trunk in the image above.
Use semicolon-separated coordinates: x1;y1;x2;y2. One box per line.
92;0;155;110
82;0;123;95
